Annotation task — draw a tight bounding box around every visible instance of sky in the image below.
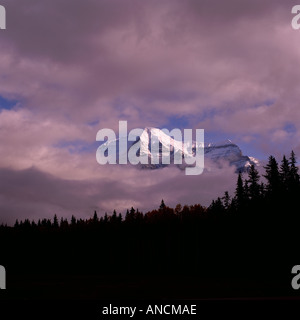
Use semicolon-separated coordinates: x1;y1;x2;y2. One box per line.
0;0;300;223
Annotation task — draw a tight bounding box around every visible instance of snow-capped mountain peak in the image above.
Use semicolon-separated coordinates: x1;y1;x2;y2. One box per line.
97;127;259;172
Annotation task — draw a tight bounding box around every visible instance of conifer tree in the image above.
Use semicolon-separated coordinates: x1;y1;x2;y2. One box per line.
280;155;290;181
118;213;123;223
160;199;166;210
104;213;109;223
222;191;231;210
235;172;245;208
111;210;117;222
53;214;59;228
280;155;290;192
247;164;260;201
263;155;280;195
125;209;130;221
93;211;99;223
71;215;77;226
289;150;300;191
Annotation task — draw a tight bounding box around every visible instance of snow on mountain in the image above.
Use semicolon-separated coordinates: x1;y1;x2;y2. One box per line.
203;139;259;172
99;127;259;172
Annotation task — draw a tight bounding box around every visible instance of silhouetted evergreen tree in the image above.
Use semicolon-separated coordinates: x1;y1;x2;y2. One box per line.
118;213;123;223
104;213;109;223
14;219;19;228
71;215;77;226
53;215;59;228
24;219;31;229
209;197;225;216
280;155;290;194
159;199;166;210
222;191;231;211
247;164;260;201
244;180;249;203
125;209;130;221
111;210;118;223
93;211;99;223
289;150;300;192
259;182;265;199
235;172;245;209
264;155;280;196
60;218;68;229
125;207;140;222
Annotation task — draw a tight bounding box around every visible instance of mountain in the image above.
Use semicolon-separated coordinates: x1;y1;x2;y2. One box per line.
203;140;259;172
99;127;259;172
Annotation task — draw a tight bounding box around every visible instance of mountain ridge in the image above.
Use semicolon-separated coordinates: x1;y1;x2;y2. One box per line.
99;127;259;172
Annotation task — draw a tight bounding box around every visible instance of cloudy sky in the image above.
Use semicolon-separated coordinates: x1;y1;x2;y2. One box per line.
0;0;299;223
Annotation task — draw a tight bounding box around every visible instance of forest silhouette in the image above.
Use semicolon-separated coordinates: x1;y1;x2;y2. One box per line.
1;151;299;298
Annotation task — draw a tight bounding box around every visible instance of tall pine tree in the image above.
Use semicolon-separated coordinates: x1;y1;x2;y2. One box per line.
235;172;245;209
289;150;300;191
263;155;280;196
247;164;260;201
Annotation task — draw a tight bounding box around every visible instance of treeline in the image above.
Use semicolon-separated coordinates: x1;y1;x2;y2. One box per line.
11;200;207;231
8;150;300;231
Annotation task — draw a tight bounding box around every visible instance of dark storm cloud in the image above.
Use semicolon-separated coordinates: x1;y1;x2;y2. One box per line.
0;163;237;224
